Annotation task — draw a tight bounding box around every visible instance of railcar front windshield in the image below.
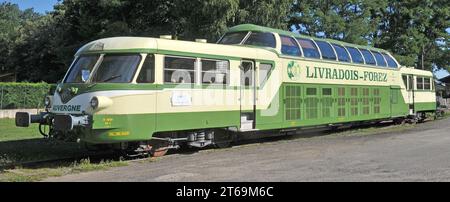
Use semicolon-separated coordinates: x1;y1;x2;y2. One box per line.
91;54;141;83
64;54;142;83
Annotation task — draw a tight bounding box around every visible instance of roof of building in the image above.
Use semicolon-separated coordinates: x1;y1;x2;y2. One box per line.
439;75;450;83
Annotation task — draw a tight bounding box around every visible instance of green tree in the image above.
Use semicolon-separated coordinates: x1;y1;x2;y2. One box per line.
0;2;40;75
289;0;387;45
376;0;449;71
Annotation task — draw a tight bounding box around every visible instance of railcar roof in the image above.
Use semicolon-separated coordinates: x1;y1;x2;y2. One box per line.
227;24;388;53
75;36;278;60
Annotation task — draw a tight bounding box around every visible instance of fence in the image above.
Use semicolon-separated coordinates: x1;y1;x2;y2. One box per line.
0;83;53;110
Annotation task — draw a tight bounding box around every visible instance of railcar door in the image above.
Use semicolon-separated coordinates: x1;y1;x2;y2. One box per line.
404;74;415;114
240;60;256;130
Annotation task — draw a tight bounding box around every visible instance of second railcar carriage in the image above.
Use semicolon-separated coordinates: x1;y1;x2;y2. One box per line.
16;24;436;156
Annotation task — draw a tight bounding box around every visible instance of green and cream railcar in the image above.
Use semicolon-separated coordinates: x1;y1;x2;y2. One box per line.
16;24;436;156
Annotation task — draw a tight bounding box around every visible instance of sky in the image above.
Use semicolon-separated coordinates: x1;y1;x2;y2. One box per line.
1;0;58;13
2;0;449;79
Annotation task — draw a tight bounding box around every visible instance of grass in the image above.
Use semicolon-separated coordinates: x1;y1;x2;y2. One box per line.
0;118;128;182
0;158;127;182
0;118;41;141
0;118;88;166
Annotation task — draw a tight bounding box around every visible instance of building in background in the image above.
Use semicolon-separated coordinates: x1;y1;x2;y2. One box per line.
437;75;450;108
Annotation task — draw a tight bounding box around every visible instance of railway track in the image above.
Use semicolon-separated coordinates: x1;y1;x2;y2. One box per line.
2;117;439;171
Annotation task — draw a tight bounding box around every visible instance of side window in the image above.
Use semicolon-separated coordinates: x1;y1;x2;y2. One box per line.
382;53;398;68
296;38;320;59
201;59;230;85
280;35;301;57
137;54;155;83
332;44;351;62
359;49;376;65
346;47;364;64
259;63;273;86
408;75;414;90
402;75;408;89
416;77;424;90
372;51;387;67
315;41;337;60
243;32;276;48
164;56;196;84
218;32;248;45
424;78;431;90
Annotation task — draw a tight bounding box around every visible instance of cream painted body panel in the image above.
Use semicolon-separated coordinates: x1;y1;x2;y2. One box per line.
64;37;435;116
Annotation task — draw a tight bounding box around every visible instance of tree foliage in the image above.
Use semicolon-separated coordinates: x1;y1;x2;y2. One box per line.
290;0;449;71
0;0;448;83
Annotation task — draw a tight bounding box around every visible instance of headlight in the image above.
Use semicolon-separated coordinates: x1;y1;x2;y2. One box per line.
44;96;52;108
90;96;113;111
90;97;99;109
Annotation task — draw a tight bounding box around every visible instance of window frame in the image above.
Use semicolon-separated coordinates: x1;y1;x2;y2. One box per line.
423;77;431;90
315;40;337;61
332;43;351;63
258;63;274;87
163;55;198;84
90;53;143;84
296;38;321;59
371;50;388;67
382;53;399;68
136;54;155;84
279;35;302;57
242;31;277;48
345;46;365;64
359;48;377;66
416;76;424;90
200;58;231;86
63;54;102;84
217;31;250;45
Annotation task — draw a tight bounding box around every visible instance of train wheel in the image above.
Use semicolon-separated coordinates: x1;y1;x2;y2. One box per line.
214;129;233;149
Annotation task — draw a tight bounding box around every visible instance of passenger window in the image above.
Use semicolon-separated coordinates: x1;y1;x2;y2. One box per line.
332;44;351;62
372;51;387;67
416;77;424;90
280;35;301;57
296;38;320;59
259;63;273;86
346;47;364;64
164;56;196;84
137;55;155;83
315;41;337;60
382;53;398;68
359;49;376;65
201;59;230;85
424;78;431;90
243;32;276;48
218;32;248;45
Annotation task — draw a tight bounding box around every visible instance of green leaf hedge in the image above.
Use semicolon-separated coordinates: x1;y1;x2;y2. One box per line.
0;83;54;109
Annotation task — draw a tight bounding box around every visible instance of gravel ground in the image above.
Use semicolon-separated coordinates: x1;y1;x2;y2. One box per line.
44;117;450;182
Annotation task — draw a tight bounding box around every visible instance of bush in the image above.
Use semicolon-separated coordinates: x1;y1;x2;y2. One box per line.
0;82;53;109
